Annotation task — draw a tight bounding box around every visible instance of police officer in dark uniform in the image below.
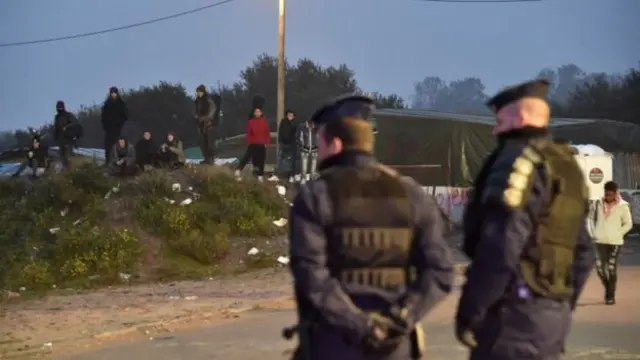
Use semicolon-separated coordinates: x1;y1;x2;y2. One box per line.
286;94;455;360
456;79;596;359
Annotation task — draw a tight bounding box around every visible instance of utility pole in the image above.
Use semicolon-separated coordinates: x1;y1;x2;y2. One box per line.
276;0;286;161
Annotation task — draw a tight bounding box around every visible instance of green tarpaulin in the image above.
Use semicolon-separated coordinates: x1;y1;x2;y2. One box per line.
374;109;640;187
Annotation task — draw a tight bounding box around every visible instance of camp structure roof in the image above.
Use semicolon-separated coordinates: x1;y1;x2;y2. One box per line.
373;108;640;186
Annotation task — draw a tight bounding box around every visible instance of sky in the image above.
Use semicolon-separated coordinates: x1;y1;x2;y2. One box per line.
0;0;638;131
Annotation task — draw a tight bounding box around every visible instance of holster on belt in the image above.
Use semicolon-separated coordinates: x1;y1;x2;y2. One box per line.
283;322;312;360
409;324;426;359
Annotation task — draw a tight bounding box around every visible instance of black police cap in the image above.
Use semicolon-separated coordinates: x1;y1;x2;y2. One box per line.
310;94;375;126
486;79;550;113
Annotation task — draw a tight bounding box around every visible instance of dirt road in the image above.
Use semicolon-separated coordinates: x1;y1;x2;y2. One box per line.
63;264;640;360
3;240;638;359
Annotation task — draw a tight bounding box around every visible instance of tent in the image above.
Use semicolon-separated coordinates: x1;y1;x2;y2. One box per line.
184;147;204;160
373;108;640;186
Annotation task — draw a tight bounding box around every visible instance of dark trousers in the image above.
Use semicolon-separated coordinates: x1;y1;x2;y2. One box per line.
13;158;44;177
237;144;266;176
595;243;621;300
108;161;137;177
198;125;216;162
104;133;119;163
277;143;296;177
156;151;183;170
58;142;72;168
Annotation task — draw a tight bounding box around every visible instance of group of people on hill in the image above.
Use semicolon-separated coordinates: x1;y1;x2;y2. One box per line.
106;130;187;176
273;109;319;183
10;84;319;182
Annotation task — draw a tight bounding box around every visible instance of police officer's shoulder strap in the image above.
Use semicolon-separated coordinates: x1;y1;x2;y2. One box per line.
482;143;544;210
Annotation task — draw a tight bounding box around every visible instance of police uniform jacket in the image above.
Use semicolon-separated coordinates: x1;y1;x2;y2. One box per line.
457;128;596;358
289;150;455;360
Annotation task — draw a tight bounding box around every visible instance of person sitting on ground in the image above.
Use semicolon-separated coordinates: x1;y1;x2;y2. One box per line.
108;136;137;176
156;131;186;169
134;131;156;170
12;135;49;178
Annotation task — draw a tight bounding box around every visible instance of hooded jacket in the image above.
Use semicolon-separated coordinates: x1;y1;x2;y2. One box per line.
28;137;48;163
134;136;156;166
101;96;128;134
160;133;186;164
246;116;271;145
109;139;136;166
297;122;318;153
589;197;633;246
54;101;78;142
194;94;217;128
278;117;298;145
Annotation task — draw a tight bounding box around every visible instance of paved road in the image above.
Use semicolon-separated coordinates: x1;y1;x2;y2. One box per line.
65;243;640;360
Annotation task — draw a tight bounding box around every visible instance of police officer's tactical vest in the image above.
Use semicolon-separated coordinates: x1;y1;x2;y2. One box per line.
514;140;589;300
321;164;415;288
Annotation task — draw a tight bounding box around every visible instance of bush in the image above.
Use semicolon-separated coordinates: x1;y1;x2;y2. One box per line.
130;166;288;265
0;163;289;292
0;163;141;291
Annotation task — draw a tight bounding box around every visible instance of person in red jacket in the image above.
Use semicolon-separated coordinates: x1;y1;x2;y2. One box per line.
235;107;271;181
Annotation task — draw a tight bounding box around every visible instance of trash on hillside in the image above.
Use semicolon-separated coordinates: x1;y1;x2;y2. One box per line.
184;296;198;300
42;342;52;349
273;218;288;227
247;247;259;255
111;186;120;193
73;219;82;226
163;197;176;204
180;198;193;206
60;208;69;217
49;227;60;234
268;175;279;182
104;191;111;199
277;256;290;265
276;185;286;197
19;286;26;292
119;273;131;281
172;183;181;192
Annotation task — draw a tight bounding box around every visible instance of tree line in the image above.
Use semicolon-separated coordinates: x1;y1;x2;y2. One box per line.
1;56;638;151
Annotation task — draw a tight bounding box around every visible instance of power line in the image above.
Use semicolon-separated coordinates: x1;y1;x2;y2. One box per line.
0;0;540;48
0;0;237;48
418;0;541;2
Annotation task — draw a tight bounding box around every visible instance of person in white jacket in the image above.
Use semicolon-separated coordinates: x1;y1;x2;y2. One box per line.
589;181;633;305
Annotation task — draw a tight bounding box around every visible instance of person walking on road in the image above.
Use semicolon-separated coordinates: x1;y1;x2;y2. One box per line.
589;180;633;305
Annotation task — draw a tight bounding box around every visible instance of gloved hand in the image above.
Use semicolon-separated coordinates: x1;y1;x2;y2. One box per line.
455;316;478;349
362;313;406;355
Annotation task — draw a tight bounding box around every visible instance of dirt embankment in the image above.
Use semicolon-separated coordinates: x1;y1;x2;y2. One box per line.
0;269;294;359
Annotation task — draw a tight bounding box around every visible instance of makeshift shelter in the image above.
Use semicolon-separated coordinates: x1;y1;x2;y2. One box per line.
373;108;640;187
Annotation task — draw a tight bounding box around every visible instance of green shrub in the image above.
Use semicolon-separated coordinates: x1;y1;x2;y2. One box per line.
0;163;140;291
0;163;289;292
132;166;287;265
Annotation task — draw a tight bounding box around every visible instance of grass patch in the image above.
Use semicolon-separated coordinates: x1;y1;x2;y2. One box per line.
0;163;289;294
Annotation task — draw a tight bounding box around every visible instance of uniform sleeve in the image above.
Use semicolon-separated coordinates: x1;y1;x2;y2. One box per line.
288;184;370;343
570;217;595;309
401;185;454;326
456;147;544;325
